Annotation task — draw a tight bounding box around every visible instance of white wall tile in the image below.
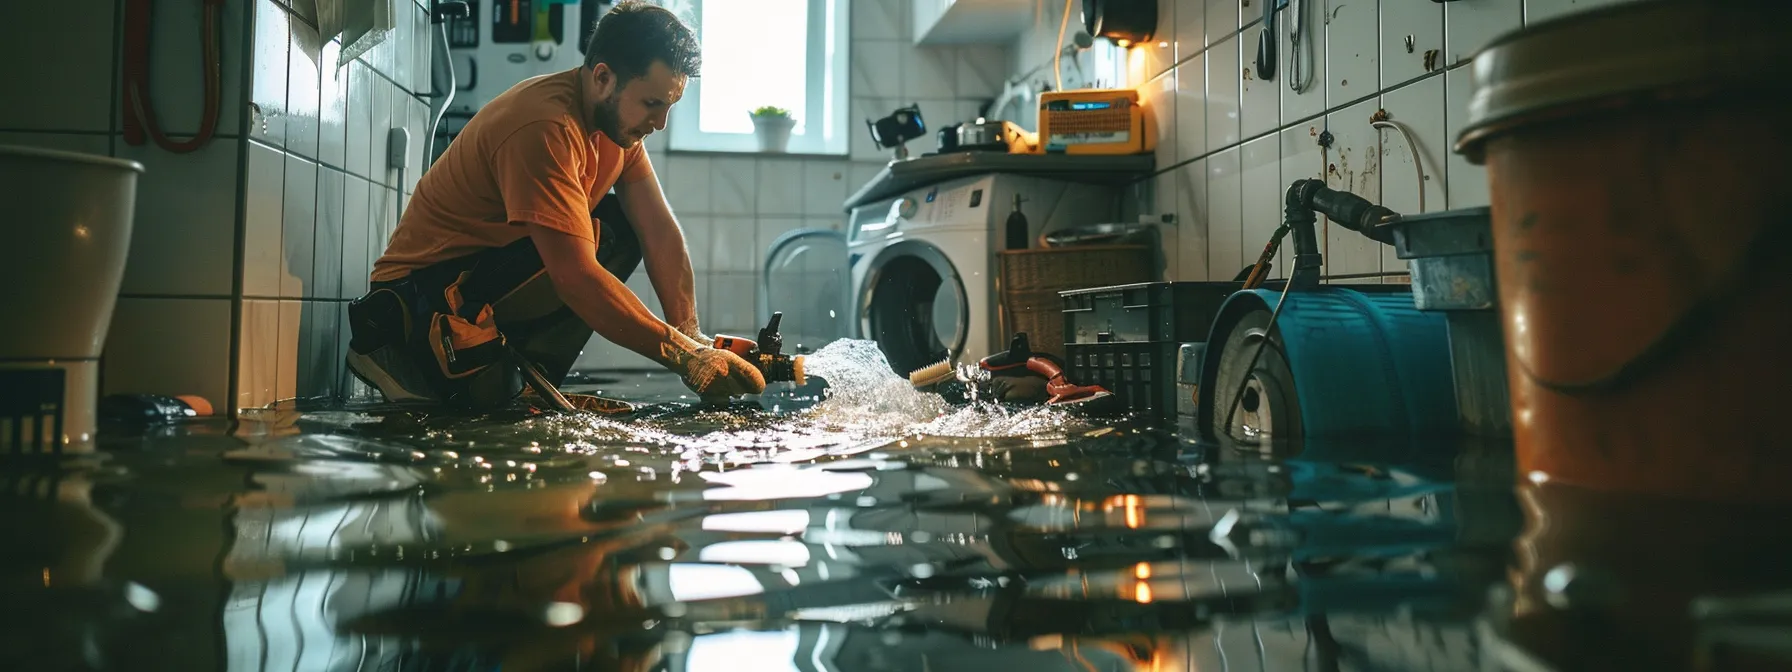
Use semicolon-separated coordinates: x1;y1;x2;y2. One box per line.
852;41;905;99
1206;147;1243;281
1175;53;1207;162
1240;31;1281;141
287;17;324;159
853;0;909;42
237;299;281;410
905;46;957;100
367;78;395;185
320;41;349;169
103;298;234;406
282;155;319;298
709;217;758;272
1143;70;1179;174
1240;134;1283;279
1208;0;1240;44
756;218;806;267
955;46;1009;100
251;0;291;148
296;300;344;399
402;94;427;192
410;0;432;94
0;1;114;131
1445;66;1488;209
1378;75;1447;217
804;216;846;233
803;160;851;216
706;272;760;334
1325;0;1379;110
1378;76;1444;274
848;162;886;200
1174;159;1210;280
1279;0;1328;124
342;175;372;297
663;155;713;214
1380;0;1443;88
114;138;242;297
369;187;399;280
1173;0;1206;55
244;141;287;298
275;299;302;401
1322;96;1384;280
1206;34;1241;151
756;157;805;216
1445;0;1521;68
314;168;345;299
679;216;712;273
711;158;757;216
1525;0;1635;24
344;61;373;179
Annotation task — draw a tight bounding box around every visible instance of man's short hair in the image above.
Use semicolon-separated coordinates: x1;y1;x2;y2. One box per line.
583;2;702;83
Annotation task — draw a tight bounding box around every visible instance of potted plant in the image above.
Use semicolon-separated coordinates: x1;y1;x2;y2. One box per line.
749;106;796;153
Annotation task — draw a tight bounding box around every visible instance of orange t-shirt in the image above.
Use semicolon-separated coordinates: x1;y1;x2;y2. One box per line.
371;68;653;282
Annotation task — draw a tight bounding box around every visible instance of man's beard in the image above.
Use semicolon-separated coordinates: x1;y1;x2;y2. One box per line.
589;91;638;147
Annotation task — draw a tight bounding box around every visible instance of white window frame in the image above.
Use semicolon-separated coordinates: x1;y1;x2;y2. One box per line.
666;0;850;155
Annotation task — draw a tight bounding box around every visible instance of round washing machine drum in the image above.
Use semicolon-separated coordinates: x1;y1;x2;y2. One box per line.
858;240;968;376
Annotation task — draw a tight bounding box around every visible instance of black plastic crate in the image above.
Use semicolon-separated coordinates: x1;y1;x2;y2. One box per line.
1060;282;1239;345
1066;341;1181;420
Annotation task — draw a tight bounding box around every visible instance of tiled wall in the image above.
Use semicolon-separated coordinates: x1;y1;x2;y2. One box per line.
1002;0;1638;285
574;0;1014;369
0;0;435;414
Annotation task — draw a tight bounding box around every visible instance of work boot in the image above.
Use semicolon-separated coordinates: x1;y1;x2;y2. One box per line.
344;288;439;404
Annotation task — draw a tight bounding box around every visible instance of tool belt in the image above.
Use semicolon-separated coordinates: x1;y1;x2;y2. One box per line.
354;236;574;407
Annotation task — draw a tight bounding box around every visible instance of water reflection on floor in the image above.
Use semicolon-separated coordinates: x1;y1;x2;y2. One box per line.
4;359;1791;670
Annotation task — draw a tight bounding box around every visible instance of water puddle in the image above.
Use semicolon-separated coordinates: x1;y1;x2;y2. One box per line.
3;339;1785;670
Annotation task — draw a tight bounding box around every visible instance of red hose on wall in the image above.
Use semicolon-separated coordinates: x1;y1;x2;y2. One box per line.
121;0;225;153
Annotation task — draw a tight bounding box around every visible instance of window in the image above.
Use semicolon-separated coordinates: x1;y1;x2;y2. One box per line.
666;0;849;155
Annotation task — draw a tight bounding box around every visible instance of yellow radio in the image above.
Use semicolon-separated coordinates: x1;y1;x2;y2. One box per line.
1037;88;1156;155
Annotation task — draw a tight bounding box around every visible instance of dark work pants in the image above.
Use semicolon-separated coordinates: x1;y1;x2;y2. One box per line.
361;193;643;404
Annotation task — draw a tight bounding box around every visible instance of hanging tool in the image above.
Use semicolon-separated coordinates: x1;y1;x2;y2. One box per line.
711;312;807;386
978;333;1114;407
121;0;225;153
1287;0;1314;93
1255;0;1290;81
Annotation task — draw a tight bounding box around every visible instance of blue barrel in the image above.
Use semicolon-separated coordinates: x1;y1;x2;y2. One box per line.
1198;288;1460;440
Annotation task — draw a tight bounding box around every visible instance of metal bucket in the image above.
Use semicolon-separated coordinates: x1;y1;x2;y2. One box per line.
1387;207;1514;439
1455;0;1792;502
0;145;143;455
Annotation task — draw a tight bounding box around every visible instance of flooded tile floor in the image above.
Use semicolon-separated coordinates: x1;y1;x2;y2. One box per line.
4;342;1790;671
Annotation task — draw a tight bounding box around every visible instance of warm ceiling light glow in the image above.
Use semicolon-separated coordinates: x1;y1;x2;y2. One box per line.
1134;562;1151;580
1116;39;1132;48
1135;582;1153;604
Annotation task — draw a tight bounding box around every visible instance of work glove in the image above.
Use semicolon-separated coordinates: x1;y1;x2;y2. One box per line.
663;328;766;401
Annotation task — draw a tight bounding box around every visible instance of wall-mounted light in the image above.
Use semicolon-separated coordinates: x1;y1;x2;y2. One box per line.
1081;0;1157;47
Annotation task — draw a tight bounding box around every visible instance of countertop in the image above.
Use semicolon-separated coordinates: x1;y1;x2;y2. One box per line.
842;151;1156;211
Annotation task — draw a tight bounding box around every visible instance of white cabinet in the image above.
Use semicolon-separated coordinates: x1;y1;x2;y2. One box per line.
913;0;1034;46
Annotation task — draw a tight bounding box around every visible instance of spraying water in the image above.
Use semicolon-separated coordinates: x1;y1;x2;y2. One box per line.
331;339;1095;464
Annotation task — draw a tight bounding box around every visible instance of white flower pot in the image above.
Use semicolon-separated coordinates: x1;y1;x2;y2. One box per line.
752;115;795;153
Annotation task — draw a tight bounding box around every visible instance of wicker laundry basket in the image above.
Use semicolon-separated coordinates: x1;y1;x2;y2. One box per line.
997;245;1155;360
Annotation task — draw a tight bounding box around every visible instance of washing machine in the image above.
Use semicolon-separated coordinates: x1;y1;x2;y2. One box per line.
762;173;1120;377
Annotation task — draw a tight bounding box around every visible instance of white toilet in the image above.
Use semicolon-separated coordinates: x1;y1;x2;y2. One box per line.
0;145;143;455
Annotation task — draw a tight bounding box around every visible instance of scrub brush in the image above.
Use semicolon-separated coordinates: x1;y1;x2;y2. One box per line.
908;359;956;389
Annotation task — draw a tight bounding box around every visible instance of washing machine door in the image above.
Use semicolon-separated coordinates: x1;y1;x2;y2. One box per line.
858;240;968;376
760;229;850;354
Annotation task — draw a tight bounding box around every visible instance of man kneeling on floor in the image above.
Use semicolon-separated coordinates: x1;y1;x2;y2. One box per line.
344;2;764;410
